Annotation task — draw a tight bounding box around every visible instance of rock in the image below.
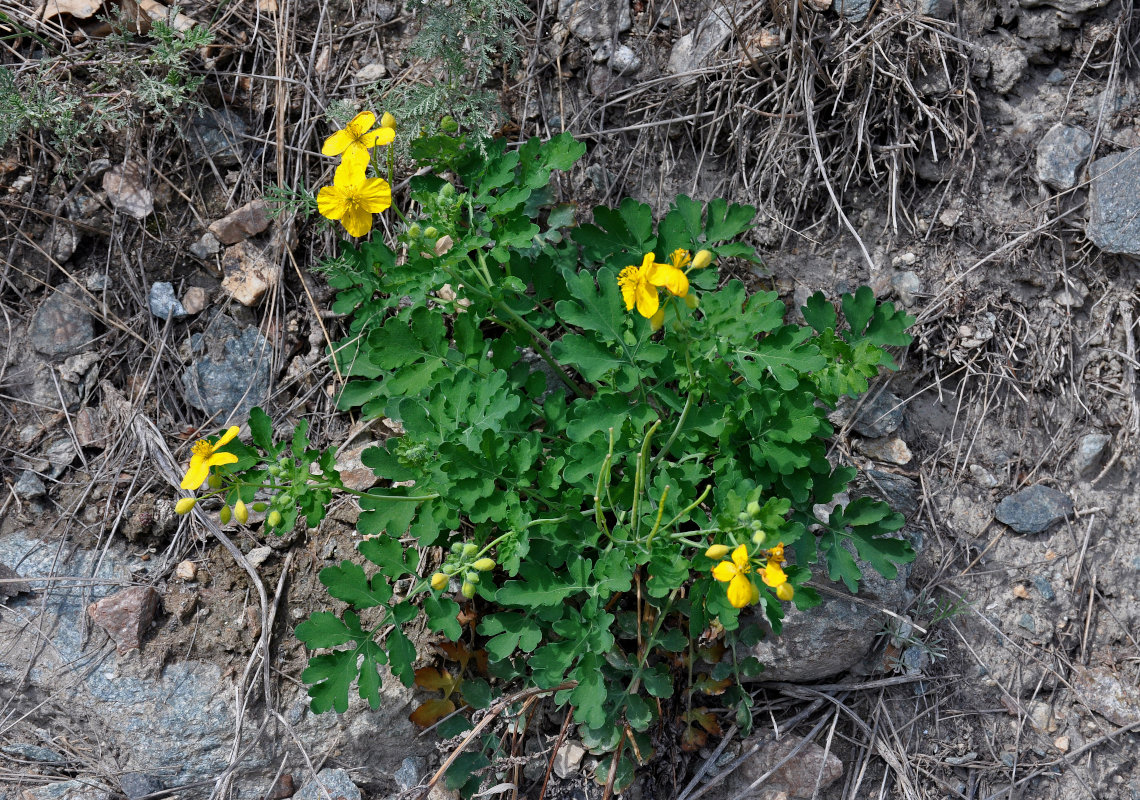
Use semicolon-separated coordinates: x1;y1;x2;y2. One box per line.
1035;124;1093;191
355;61;387;82
1070;665;1140;726
246;546;272;568
148;282;187;320
208;200;272;245
189;231;221;259
86;272;109;291
189;107;248;166
1053;277;1089;308
394;756;425;791
181;313;272;419
42;437;77;477
30;284;94;360
17;780;110;800
295;768;362;800
854;436;912;465
221;241;279;306
989;41;1027;94
969;464;1000;488
610;44;641;75
864;469;919;517
836;0;871;20
59;351;99;384
1072;433;1110;475
1047;68;1065;83
117;774;163;799
88;586;159;653
181;286;209;315
728;735;843;798
668;4;733;76
337;442;382;491
1086;148;1140;256
553;740;587;779
994;485;1073;534
915;0;953;18
1;742;65;762
1018;0;1108;14
747;530;919;681
832;390;904;438
102;162;154;220
175;560;198;581
557;0;630;46
13;470;46;500
0;562;32;600
891;271;923;307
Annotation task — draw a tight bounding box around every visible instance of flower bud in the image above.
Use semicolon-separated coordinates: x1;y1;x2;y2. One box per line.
440;115;458;132
746;500;761;517
252;502;268;512
683;293;699;310
473;557;495;572
267;510;283;528
407;223;422;238
430;572;449;591
461;542;478;557
704;544;730;561
207;473;223;489
219;505;232;524
465;571;480;584
776;583;795;602
751;530;765;546
691;250;714;270
461;581;477;598
234;500;249;525
380;111;396;130
650;308;665;332
423;226;439;239
439;182;455;199
175;497;197;515
450;542;464;553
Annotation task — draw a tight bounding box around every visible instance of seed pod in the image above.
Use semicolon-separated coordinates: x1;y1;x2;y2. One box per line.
234;500;249;525
175;497;197;515
473;557;495;572
430;572;449;591
704;544;730;560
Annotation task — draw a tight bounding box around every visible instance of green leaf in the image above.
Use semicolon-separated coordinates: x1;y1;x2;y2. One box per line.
625;694;653;731
387;627;417;687
248;407;274;453
704;197;756;243
656;195;705;257
734;326;827;391
569;653;607;728
657;628;688;652
496;561;583;607
295;611;355;648
302;652;358;713
802;291;837;333
461;678;493;710
319;561;393;609
479;612;544;661
424;595;463;641
642;664;674;698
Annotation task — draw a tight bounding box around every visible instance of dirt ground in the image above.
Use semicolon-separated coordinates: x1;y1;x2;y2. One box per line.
1;0;1139;798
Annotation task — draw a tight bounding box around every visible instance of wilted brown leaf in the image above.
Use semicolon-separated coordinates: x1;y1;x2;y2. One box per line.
409;697;456;728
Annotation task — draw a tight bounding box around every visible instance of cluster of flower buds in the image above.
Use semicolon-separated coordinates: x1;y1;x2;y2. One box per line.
429;542;496;599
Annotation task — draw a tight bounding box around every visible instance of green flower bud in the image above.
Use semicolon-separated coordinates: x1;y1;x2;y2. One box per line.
219;505;232;524
450;542;464;553
266;510;283;528
252;502;268;512
461;581;477;598
440;115;458;132
752;530;765;546
408;223;422;238
473;557;495;572
461;543;478;557
746;500;762;517
207;473;223;490
423;226;439;239
278;492;293;507
465;571;480;584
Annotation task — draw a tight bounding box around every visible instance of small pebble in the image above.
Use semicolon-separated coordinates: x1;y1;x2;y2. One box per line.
149;282;188;320
1031;575;1055;602
175;560;199;582
1017;613;1036;633
1054;736;1069;752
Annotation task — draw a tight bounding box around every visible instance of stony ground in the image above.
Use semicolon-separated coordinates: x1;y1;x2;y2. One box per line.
1;0;1139;799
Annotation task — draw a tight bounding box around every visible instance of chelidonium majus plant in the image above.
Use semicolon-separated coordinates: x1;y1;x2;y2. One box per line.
176;112;916;792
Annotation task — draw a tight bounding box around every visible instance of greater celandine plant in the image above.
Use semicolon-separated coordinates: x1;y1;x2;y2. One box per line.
175;112;916;793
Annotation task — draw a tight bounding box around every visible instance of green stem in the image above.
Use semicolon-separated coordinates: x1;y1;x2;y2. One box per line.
643;485;670;549
594;427;616;538
648;391;694;477
631;421;661;540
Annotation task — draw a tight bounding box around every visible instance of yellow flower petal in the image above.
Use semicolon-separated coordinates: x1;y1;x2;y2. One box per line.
181;457;210;490
317;186;348;221
347;111;377;136
205;451;239;469
635;283;659;319
731;544;750;569
333;162;367;189
762;561;788;588
358;178;392;213
321;128;354;157
649;263;689;297
215;426;240;447
711;561;739;583
362;127;396;147
339;143;372;173
341;206;373;238
727;574;753;608
618;267;640;311
380;112;396;130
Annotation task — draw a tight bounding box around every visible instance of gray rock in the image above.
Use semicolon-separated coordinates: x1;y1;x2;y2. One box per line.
13;470;46;500
295;768;362;800
833;390;904;438
994;485;1073;534
1036;124;1093;191
1047;68;1065;83
30;284;94;360
189;107;248;166
181;313;272;420
915;0;953;17
394;756;425;791
610;44;642;76
148;282;187;320
117;774;164;799
727;736;843;798
864;469;919;517
557;0;630;45
891;271;923;307
87;586;160;653
18;781;111;800
668;4;733;76
1086;148;1140;256
86;272;109;291
1032;575;1056;602
1073;432;1110;475
189;232;221;260
1018;0;1108;15
0;742;65;762
747;530;919;682
989;41;1027;94
837;0;871;20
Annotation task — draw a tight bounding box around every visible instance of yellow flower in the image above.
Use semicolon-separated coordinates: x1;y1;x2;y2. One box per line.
380;111;396;131
317;163;392;238
650;259;689;298
667;249;692;270
618;253;661;319
711;544;755;609
767;543;785;564
180;426;240;490
761;560;788;590
690;249;714;270
321;111;396;171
